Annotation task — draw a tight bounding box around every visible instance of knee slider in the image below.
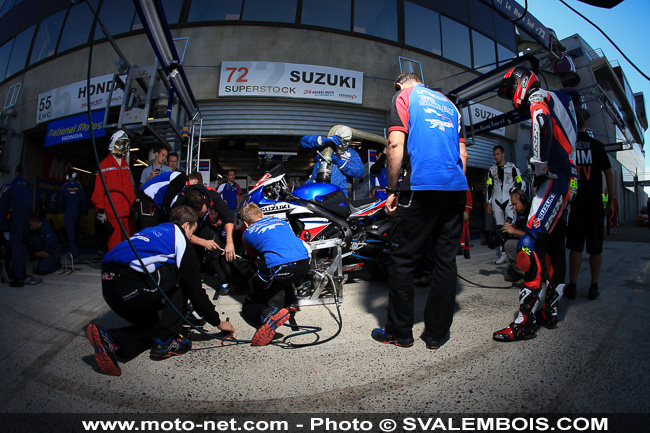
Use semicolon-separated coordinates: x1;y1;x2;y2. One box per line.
516;235;535;273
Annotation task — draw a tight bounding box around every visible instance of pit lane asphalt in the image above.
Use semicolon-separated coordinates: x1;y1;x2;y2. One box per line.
1;222;649;414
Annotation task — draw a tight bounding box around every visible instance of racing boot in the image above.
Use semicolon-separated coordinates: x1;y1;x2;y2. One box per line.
493;286;540;342
537;283;564;329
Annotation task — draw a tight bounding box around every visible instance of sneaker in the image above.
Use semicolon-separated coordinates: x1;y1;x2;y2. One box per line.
251;307;291;346
184;305;206;327
9;279;24;287
151;337;192;359
24;276;43;285
219;283;246;296
370;327;414;347
420;332;445;350
588;283;600;300
564;283;577;300
86;324;121;376
495;254;507;265
493;322;536;342
463;249;471;259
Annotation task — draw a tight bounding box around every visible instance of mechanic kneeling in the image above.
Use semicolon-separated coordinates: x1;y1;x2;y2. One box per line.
86;205;234;376
240;203;311;346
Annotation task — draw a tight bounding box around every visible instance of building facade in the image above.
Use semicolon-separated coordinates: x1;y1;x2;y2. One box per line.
0;0;645;229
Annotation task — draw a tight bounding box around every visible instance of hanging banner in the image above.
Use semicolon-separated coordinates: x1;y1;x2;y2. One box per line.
218;61;363;104
36;74;124;124
44;110;106;147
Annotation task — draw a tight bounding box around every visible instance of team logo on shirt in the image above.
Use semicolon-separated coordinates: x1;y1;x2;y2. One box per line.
423;107;454;131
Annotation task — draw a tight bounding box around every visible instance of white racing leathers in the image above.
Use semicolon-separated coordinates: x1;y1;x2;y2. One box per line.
487;162;524;225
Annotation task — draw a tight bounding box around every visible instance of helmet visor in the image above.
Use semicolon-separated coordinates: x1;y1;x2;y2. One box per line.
112;138;129;154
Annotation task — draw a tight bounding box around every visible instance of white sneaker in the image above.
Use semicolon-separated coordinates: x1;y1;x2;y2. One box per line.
495;254;507;265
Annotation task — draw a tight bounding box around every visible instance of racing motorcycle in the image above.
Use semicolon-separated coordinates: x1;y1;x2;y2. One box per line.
227;164;392;283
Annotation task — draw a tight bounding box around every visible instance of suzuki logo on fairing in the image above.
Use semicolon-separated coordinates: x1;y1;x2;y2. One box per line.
262;204;291;213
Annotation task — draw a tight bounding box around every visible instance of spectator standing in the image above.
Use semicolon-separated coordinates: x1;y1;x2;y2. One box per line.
29;213;62;275
216;170;243;224
565;111;616;300
371;73;467;350
139;145;171;186
91;131;136;252
0;165;37;287
58;171;86;259
487;145;524;264
167;152;180;172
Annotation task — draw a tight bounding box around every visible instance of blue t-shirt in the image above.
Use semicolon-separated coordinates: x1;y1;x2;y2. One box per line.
388;84;467;191
243;217;310;269
217;182;242;211
58;180;86;217
103;222;187;273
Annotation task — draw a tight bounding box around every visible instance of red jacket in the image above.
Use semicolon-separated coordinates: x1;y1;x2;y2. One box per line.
91;155;136;219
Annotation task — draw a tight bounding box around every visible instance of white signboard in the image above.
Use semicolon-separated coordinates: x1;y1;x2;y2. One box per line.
36;74;124;124
218;61;363;104
462;102;505;136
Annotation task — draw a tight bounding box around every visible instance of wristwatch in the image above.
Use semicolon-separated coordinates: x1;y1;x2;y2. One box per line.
385;187;398;195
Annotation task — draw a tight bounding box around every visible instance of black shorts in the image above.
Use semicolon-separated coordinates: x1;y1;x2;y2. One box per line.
566;197;605;255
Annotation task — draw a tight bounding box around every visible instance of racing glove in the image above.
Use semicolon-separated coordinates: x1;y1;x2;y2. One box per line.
299;135;324;149
322;135;343;148
529;158;548;177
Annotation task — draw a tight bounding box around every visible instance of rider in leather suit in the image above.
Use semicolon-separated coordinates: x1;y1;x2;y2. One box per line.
493;66;578;342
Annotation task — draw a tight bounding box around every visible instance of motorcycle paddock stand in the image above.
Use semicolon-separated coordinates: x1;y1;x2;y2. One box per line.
297;238;347;307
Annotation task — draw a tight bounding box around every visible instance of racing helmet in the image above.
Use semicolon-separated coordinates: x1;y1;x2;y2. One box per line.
329;125;353;152
497;66;540;113
108;130;130;155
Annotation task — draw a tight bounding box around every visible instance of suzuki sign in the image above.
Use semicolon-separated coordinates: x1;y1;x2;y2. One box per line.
218;61;363;104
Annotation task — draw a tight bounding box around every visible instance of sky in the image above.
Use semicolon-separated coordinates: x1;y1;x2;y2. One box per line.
521;0;650;195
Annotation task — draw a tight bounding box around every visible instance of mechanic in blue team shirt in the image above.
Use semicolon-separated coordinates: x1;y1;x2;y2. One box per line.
85;205;234;376
0;165;36;287
240;203;311;346
216;170;243;223
371;73;467;350
29;213;62;275
57;170;86;259
300;125;363;195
